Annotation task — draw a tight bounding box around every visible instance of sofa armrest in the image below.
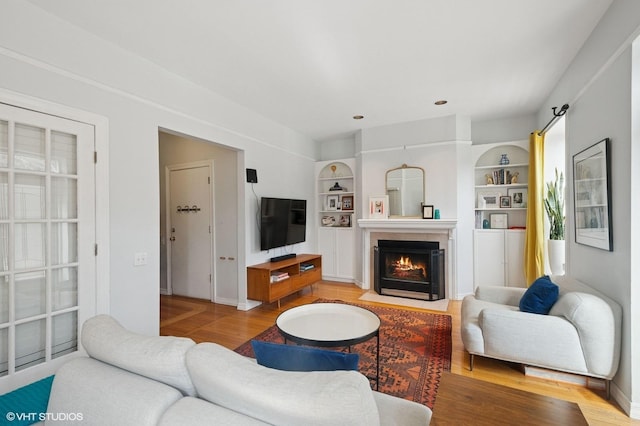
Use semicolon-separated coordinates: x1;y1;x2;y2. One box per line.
372;391;432;426
475;286;526;307
479;309;589;373
549;292;621;378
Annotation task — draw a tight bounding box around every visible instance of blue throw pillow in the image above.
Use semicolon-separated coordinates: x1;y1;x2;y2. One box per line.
251;340;359;372
519;275;559;314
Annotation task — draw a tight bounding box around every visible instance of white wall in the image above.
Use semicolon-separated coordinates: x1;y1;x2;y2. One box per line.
471;114;537;145
318;134;356;160
0;0;317;333
539;0;640;416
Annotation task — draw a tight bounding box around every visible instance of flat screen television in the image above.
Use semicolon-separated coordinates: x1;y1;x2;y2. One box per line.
260;197;307;251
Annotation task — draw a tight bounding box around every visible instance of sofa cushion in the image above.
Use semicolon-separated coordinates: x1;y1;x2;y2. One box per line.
251;340;359;371
519;276;559;314
186;342;380;426
81;315;196;396
46;357;182;426
159;397;270;426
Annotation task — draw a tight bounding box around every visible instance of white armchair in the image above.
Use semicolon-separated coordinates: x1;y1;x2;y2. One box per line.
461;275;621;398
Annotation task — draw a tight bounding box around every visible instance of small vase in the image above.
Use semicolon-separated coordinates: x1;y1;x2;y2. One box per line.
499;154;510;165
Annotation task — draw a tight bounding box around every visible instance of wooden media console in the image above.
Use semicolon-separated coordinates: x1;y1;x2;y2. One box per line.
247;254;322;307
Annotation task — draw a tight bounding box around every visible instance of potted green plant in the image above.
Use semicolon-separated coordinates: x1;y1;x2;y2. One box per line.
544;168;565;274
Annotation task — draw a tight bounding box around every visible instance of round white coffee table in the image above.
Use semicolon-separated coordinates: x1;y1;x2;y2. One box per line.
276;303;380;388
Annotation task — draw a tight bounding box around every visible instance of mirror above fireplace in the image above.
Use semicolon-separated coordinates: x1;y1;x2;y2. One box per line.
385;164;425;217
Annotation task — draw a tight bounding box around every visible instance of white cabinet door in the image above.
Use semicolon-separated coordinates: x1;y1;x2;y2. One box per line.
318;227;355;281
318;228;336;277
335;228;355;279
505;230;526;287
473;230;506;287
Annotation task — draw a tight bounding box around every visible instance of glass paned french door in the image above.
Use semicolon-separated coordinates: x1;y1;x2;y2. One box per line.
0;103;95;383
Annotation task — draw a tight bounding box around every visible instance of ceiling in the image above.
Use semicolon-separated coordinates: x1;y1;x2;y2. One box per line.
27;0;612;142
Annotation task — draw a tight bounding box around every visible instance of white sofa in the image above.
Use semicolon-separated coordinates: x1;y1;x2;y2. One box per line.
44;315;431;425
461;275;621;397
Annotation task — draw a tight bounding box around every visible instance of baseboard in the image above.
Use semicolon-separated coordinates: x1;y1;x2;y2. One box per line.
237;299;262;311
524;365;606;390
610;380;640;419
321;275;355;284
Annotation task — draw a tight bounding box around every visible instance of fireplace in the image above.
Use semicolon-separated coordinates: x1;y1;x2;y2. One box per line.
374;240;445;301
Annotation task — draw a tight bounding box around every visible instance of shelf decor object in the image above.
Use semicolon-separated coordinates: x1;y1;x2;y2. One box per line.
477;190;501;209
508;188;527;208
573;138;612;251
341;195;354;211
422;204;434;219
327;195;339;211
369;196;389;219
490;213;508;229
500;196;511;208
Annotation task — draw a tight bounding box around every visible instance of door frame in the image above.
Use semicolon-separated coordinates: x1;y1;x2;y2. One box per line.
165;160;216;301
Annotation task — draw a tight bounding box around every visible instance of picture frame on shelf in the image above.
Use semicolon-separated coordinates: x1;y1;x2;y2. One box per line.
422;204;434;219
477;190;501;209
490;213;508;229
368;196;389;219
341;195;353;211
339;214;351;227
508;188;527;208
321;215;336;226
500;195;511;208
327;195;339;211
573;138;612;251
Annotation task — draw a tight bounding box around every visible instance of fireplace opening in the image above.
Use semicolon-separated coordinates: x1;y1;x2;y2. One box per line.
374;240;445;301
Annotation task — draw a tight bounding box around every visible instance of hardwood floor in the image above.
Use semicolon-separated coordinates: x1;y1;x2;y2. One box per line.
160;281;637;425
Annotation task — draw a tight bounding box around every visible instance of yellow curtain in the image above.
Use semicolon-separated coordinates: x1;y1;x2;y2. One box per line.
523;131;545;285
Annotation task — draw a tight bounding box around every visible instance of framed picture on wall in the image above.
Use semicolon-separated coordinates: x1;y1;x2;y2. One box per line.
573;138;613;251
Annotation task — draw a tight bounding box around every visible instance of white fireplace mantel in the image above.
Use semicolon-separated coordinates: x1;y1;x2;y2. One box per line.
358;218;457;235
357;218;458;298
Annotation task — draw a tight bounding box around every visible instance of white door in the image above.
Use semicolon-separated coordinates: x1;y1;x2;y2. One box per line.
335;228;355;280
505;230;526;287
318;228;336;278
168;164;213;300
0;102;96;388
473;230;506;287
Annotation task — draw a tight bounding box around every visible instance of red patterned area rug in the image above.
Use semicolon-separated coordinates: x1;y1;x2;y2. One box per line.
234;299;452;409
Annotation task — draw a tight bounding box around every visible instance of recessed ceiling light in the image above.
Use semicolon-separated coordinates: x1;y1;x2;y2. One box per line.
353;115;364;120
434;100;448;106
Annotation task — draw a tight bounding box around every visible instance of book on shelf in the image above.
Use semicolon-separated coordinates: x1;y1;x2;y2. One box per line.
299;263;315;271
491;169;515;185
270;272;289;283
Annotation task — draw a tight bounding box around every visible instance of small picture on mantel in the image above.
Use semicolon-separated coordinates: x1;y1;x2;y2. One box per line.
422;204;434;219
369;196;389;219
